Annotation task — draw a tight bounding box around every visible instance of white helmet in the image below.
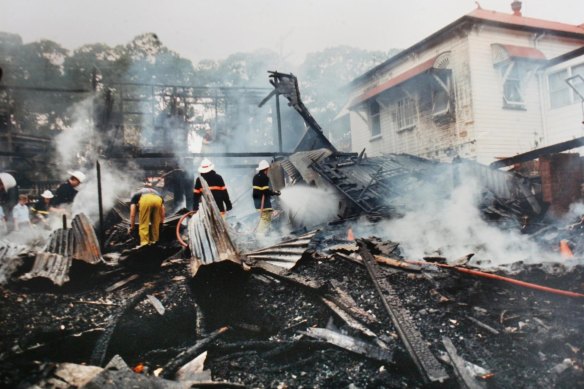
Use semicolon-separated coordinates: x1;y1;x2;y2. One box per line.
67;170;86;183
0;172;16;191
198;158;214;173
41;190;54;199
256;160;270;171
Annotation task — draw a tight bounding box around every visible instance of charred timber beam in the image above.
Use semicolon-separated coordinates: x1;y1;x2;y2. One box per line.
301;327;393;363
90;287;154;367
161;326;229;379
490;136;584;169
310;163;374;214
442;337;484;389
358;242;449;383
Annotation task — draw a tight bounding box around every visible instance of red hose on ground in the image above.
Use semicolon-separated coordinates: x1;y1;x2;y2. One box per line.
405;259;584;298
176;211;195;248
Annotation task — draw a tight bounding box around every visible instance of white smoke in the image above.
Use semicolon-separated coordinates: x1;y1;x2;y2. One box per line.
279;185;340;228
377;177;559;267
71;164;139;223
53;97;97;176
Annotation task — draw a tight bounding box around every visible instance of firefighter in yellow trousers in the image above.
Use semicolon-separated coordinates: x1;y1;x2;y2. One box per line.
129;184;165;246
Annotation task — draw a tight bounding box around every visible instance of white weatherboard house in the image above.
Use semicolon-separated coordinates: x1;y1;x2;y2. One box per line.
346;2;584;164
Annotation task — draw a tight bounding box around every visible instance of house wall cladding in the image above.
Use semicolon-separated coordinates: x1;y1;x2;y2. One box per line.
468;26;547;164
350;34;474;162
349;14;584;164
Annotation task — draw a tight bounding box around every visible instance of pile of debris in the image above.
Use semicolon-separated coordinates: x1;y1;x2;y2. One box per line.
1;174;584;388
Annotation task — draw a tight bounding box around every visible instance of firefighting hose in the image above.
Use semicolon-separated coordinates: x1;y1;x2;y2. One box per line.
405;259;584;298
176;211;196;248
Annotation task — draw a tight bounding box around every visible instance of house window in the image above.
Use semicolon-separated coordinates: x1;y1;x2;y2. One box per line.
549;69;571;109
501;61;524;108
369;100;381;137
396;96;417;131
431;70;452;118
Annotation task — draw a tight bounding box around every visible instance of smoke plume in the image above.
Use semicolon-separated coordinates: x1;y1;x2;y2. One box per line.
376;176;560;267
279;185;340;228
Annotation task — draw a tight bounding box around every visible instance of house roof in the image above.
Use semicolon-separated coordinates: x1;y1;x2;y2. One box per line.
350;7;584;88
467;8;584;36
349;56;437;108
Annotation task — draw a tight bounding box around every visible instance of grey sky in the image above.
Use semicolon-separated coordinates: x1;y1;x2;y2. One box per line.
2;0;583;65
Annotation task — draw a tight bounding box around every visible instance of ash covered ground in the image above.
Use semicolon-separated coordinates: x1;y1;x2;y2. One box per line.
1;220;584;388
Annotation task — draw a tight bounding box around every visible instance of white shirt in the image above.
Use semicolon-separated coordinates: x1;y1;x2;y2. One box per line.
12;203;30;224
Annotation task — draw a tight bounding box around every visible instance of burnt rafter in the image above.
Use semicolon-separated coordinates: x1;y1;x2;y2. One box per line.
358;243;449;383
259;71;337;153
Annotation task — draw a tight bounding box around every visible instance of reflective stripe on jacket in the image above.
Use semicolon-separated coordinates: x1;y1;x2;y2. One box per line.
193;171;232;212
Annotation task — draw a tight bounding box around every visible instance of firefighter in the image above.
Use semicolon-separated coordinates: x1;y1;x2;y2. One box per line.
193;158;232;216
31;190;54;225
252;160;280;233
129;182;165;246
51;170;86;209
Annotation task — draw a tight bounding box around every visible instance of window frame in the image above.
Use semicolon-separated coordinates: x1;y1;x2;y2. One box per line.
396;95;417;132
501;61;525;109
431;69;453;119
368;99;381;138
548;69;572;109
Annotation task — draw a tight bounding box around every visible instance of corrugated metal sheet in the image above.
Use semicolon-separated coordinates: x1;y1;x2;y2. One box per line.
21;251;72;286
187;177;240;276
71;213;102;264
21;213;102;286
457;159;541;213
309;153;440;215
288;149;333;185
245;230;318;270
0;240;30;285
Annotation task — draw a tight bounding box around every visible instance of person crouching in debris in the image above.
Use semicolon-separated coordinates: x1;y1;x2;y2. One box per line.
129;182;166;246
252;160;280;233
12;194;32;231
31;190;54;226
193;158;232;217
50;170;86;211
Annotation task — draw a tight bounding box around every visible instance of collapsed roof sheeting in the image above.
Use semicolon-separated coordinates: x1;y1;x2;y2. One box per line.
20;213;102;286
0;240;30;285
187;177;240;277
71;213;102;264
456;159;542;214
286;152;544;221
307;153;442;216
244;230;318;270
286;149;333;185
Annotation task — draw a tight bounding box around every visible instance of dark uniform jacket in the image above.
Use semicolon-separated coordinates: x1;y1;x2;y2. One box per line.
52;182;78;207
252;170;277;210
193;171;232;212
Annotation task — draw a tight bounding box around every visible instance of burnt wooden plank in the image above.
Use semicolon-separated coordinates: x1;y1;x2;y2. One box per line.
358;243;449;383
